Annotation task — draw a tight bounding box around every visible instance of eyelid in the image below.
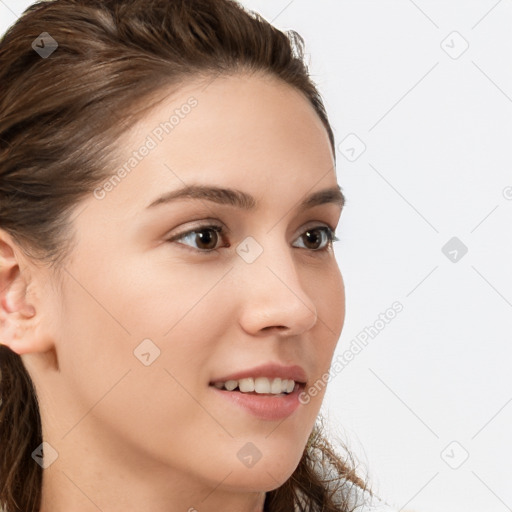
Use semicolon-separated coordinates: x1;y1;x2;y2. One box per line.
302;219;337;234
166;219;229;239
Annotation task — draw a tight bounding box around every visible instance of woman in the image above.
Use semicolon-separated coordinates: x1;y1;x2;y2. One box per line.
0;0;400;510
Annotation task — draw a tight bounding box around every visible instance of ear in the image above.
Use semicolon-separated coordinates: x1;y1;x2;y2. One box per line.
0;229;53;356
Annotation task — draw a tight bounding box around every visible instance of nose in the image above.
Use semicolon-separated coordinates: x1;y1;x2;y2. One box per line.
235;237;318;337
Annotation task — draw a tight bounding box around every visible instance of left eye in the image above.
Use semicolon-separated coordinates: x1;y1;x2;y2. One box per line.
293;226;338;251
167;224;338;253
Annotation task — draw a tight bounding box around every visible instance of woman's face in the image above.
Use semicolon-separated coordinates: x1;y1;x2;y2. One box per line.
21;72;345;505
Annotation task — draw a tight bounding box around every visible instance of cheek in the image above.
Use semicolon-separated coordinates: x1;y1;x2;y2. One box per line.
54;270;221;466
57;257;221;380
329;266;345;329
304;263;345;400
315;261;346;346
108;255;227;338
56;279;134;401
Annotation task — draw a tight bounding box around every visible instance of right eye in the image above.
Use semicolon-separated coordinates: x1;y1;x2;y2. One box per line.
166;224;228;253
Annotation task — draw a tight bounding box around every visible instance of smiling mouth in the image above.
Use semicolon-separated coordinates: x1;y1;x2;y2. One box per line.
209;378;305;396
208;378;306;420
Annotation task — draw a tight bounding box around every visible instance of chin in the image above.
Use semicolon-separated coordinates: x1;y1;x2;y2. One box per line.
220;462;298;493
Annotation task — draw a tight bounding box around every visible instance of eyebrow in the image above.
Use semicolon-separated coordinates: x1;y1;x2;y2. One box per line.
146;184;345;211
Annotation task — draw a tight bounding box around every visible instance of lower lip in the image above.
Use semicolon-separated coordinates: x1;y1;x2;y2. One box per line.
209;383;305;421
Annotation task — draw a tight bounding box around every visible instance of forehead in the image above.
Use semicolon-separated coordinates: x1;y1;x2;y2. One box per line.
87;72;337;219
128;70;332;160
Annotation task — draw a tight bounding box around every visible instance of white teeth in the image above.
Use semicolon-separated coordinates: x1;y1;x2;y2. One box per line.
224;380;238;391
212;377;298;394
270;378;282;394
239;378;255;392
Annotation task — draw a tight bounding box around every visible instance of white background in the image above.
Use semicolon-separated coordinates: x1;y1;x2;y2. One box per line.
1;1;511;511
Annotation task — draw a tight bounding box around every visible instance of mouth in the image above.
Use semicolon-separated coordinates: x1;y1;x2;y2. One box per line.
208;379;307;421
208;377;306;396
208;363;309;419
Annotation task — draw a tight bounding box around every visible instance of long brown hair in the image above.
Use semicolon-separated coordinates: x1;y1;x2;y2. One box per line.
0;1;376;510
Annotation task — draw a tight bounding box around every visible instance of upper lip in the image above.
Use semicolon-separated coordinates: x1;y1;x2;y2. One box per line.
210;363;308;385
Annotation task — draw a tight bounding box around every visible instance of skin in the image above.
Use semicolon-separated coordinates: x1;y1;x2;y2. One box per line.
0;72;345;512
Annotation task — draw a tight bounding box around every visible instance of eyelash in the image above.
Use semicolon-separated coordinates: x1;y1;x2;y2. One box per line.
166;223;339;255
